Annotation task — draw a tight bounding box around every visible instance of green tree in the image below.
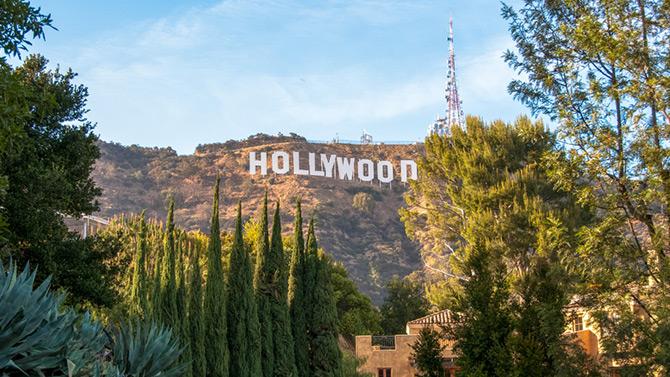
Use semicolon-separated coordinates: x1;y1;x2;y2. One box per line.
411;327;446;377
402;117;592;375
330;261;382;338
227;203;262;377
203;177;229;377
176;233;192;377
160;198;178;326
288;201;309;377
305;221;342;377
189;241;206;377
451;239;513;377
254;194;275;377
129;211;148;317
379;277;429;335
503;0;670;372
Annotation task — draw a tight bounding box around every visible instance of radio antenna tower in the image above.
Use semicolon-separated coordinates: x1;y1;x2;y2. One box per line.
429;17;465;136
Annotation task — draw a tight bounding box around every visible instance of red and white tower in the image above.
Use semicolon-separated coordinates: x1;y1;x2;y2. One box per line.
429;17;465;136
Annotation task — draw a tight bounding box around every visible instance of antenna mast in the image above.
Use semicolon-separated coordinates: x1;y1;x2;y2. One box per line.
429;17;465;136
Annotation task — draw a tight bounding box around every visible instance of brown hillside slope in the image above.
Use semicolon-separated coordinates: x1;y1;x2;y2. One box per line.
92;134;423;303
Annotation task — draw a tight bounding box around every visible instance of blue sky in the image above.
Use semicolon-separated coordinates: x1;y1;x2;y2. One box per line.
27;0;529;154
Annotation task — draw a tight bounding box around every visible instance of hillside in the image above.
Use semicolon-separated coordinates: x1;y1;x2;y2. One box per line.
92;134;424;304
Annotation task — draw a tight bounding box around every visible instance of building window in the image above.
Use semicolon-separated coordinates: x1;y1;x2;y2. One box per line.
572;314;584;332
378;368;391;377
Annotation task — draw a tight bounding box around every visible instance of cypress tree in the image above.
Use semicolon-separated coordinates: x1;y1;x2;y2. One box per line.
269;202;297;376
204;177;229;377
176;233;193;377
253;193;274;377
305;221;342;377
130;211;148;318
189;241;206;377
288;201;309;377
227;203;262;377
150;234;163;322
160;198;178;326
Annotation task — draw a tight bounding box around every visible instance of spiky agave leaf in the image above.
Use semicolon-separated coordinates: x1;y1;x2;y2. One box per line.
0;260;78;375
108;320;185;377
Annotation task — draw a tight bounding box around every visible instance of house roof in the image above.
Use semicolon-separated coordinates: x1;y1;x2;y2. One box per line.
407;309;455;325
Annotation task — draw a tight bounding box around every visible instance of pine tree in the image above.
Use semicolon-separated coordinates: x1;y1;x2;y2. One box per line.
254;193;275;377
189;241;206;377
451;239;513;376
176;233;193;377
305;221;342;377
204;177;229;377
130;211;148;318
227;203;262;377
410;327;446;377
269;202;298;376
288;201;309;377
160;198;178;327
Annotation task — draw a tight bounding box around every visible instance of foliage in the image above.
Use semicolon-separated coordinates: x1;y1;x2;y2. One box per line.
450;240;513;377
379;276;429;334
341;351;372;377
503;0;670;373
227;204;262;377
189;241;206;377
268;202;298;376
0;260;184;377
331;261;382;338
253;194;275;377
102;321;185;377
305;220;343;377
403;117;594;375
203;177;229;377
159;199;178;327
288;201;310;377
352;192;375;214
411;327;446;377
0;0;52;58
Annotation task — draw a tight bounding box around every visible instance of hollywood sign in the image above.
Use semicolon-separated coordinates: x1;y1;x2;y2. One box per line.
249;151;418;183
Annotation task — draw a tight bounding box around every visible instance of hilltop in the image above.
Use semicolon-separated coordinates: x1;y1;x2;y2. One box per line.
92;134;424;303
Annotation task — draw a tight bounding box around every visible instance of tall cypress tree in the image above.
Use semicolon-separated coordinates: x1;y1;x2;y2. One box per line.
254;193;274;377
204;177;229;377
130;211;148;318
269;202;297;376
176;233;193;377
305;221;342;377
227;203;262;377
160;198;178;327
150;233;163;322
288;201;309;377
189;241;206;377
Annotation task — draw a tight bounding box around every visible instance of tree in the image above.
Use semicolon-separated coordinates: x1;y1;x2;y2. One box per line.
402;117;592;375
203;177;229;377
253;193;274;377
227;203;262;377
305;220;342;377
503;0;670;372
288;200;310;377
189;240;206;377
330;261;382;338
176;233;192;377
450;239;513;377
129;211;148;317
160;198;178;326
268;202;298;376
379;277;429;335
411;327;446;377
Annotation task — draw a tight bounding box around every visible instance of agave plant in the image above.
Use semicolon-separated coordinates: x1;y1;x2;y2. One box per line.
0;260;109;376
100;321;186;377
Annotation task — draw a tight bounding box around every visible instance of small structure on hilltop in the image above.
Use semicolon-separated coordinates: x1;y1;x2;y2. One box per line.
360;130;373;145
